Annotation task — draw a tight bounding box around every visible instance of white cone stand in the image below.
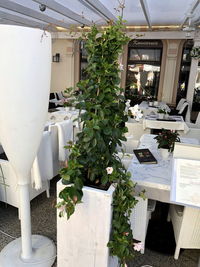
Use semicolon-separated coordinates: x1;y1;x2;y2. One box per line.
0;25;56;266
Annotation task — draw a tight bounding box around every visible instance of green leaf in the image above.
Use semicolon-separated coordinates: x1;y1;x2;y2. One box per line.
74;178;84;190
93;125;100;130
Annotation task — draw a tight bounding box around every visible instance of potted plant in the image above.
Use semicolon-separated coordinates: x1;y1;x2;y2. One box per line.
56;16;142;267
157;108;167;119
154;129;180;159
61;87;76;111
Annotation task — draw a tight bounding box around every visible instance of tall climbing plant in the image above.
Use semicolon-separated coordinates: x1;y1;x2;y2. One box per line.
57;17;141;266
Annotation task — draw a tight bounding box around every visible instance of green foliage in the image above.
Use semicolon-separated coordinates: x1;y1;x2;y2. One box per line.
58;17;139;266
190;46;200;59
157;108;167;114
154;129;180;152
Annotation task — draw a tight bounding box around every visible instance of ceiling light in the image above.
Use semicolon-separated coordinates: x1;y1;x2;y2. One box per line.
56;26;67;31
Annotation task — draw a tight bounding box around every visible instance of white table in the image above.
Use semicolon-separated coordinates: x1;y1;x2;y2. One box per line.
143;115;189;133
139;101;170;116
128;134;199;203
46;108;83;128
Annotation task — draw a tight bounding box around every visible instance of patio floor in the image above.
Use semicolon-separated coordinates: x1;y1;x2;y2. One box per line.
0;176;199;267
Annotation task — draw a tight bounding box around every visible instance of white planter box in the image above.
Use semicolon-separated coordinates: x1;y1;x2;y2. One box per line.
57;180;118;267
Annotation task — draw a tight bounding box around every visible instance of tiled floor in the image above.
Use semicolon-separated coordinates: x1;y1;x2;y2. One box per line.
0;176;199;267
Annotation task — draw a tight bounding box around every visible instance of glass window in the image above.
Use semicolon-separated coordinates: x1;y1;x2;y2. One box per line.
80;40;88;80
125;40;162;104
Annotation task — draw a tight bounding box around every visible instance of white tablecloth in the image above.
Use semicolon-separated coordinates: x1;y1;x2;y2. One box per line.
128;134;199;202
139;101;170;116
143;115;189;133
46;109;83;128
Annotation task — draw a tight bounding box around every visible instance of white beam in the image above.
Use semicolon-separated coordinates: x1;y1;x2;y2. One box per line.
32;0;91;26
180;0;200;28
53;30;195;40
0;18;21;26
77;0;117;22
0;10;52;30
140;0;152;29
0;0;70;29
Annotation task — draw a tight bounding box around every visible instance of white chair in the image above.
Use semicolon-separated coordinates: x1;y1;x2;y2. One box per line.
169;142;200;259
186;111;200;128
56;91;65;101
117;136;139;154
178;128;200;144
169;204;200;259
49;124;60;177
196;111;200;126
55;119;73;162
0;131;53;209
125;122;150;141
178;101;191;122
31;131;53;195
176;98;186;111
130;197;156;254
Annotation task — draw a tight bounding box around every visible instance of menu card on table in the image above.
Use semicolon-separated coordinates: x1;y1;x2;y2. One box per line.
171;158;200;208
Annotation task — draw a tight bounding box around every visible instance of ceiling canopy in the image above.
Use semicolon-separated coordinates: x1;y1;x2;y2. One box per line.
0;0;200;33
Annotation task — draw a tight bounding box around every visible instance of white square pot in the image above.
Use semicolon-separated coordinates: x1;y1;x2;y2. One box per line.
57;180;118;267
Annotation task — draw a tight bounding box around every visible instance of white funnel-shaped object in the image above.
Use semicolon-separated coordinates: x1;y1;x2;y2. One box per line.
0;25;55;266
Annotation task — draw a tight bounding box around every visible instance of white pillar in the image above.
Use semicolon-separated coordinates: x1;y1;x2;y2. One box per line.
161;40;181;104
186;32;200;107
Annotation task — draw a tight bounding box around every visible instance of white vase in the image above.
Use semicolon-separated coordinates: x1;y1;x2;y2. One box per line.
153;101;159;107
149;101;153;107
0;25;55;267
159;148;170;160
164;113;169;119
158;113;164;119
57;180;118;267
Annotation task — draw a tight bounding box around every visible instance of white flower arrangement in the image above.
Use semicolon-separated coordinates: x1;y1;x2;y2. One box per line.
190;46;200;60
128;104;143;121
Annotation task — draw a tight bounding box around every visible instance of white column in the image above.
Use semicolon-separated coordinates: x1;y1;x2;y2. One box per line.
186;32;200;107
161;40;181;104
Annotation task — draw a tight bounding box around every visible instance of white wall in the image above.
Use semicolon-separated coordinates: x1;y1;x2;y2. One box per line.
51;39;75;93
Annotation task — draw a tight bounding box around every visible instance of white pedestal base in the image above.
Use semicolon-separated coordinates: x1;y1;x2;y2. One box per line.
0;235;56;267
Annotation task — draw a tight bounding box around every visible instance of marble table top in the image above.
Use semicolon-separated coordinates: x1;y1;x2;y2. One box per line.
127;134;199;202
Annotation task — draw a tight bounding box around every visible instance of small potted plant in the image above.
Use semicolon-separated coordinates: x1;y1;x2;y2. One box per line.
154;129;180;159
62;87;77;111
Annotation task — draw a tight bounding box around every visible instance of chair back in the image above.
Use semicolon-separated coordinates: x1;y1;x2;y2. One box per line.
56;92;65;100
178;102;190;122
173;142;200;160
195;112;200;127
176;98;186;111
55;120;73;162
49;93;57;100
49;125;59;177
